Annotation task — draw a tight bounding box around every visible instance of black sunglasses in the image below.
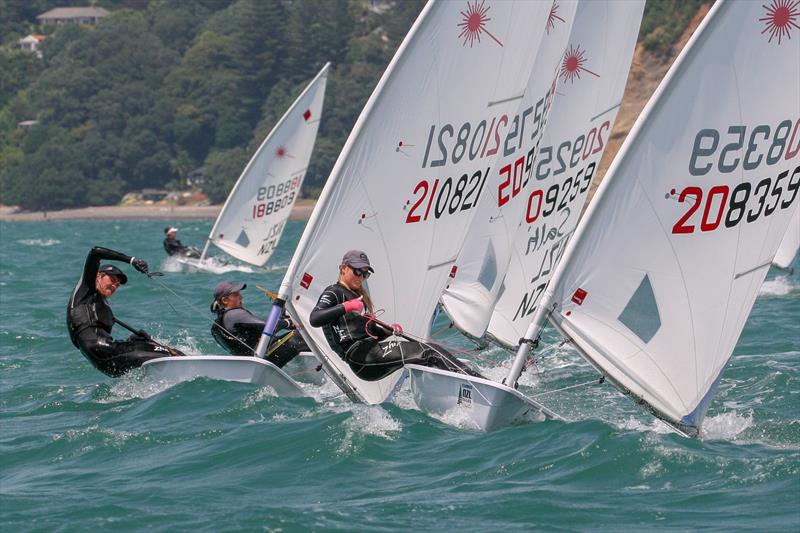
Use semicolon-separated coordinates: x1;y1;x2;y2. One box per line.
349;266;371;279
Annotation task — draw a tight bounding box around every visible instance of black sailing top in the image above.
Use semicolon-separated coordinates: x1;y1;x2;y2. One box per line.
309;282;389;357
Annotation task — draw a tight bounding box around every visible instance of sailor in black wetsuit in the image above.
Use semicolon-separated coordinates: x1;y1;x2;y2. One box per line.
309;250;482;381
67;247;184;377
211;280;307;368
163;227;200;258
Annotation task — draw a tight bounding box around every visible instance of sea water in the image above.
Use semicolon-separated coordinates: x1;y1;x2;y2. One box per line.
1;219;798;531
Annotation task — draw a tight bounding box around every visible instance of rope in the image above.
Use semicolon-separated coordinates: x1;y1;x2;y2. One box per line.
529;378;603;399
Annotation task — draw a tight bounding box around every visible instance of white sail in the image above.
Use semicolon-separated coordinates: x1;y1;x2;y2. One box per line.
442;0;642;346
773;204;799;270
278;0;578;404
439;1;583;339
529;0;800;434
202;63;330;266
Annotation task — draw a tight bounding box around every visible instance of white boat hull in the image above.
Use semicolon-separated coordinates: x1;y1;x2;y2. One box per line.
406;365;561;431
141;355;308;397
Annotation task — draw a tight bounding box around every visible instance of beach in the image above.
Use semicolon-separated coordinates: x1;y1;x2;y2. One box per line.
0;199;316;222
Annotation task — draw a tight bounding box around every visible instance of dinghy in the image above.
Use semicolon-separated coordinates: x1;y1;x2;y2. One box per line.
412;0;644;429
497;0;800;436
179;63;330;270
260;0;578;407
141;64;331;391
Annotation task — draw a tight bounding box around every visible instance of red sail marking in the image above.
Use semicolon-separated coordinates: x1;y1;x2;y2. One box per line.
571;288;587;305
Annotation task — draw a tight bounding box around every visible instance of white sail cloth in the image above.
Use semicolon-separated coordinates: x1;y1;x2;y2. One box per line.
544;0;800;432
485;0;645;348
280;0;578;404
439;0;582;339
205;64;329;266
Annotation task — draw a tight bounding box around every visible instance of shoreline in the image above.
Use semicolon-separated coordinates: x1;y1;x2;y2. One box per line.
0;199;316;222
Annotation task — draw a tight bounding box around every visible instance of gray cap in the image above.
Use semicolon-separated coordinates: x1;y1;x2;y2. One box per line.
214;280;246;300
342;249;373;272
98;264;128;285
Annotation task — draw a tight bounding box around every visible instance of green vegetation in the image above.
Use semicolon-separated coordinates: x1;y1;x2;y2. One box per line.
0;0;423;209
1;0;702;210
639;0;713;56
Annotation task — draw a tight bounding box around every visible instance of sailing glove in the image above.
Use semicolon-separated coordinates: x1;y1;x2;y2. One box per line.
343;297;364;314
131;257;149;275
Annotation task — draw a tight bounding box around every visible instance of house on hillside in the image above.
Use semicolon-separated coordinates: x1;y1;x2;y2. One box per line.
37;6;110;26
19;34;46;58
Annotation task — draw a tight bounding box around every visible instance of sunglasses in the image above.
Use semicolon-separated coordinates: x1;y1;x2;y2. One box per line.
103;273;121;287
349;266;371;279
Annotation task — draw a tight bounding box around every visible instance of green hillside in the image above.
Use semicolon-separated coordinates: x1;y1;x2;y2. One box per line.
0;0;707;211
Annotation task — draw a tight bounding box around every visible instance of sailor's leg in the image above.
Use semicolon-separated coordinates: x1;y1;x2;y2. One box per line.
79;334;179;377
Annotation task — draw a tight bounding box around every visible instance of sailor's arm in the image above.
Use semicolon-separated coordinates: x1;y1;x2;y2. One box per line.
80;247;149;287
310;288;347;327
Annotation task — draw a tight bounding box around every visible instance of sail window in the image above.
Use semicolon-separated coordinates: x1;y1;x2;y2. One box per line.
617;274;661;344
477;242;497;291
235;229;250;248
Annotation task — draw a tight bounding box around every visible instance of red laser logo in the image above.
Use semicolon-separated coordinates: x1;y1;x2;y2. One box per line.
458;0;503;48
560;45;599;84
547;1;566;34
760;0;799;44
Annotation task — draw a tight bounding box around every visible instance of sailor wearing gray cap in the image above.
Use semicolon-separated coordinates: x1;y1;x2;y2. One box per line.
309;250;483;381
67;246;185;377
210;281;308;367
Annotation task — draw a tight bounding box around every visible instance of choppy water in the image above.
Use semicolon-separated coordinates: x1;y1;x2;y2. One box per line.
1;219;798;531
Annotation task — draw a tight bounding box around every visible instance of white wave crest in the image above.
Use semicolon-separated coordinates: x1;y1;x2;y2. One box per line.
336;404;402;454
99;370;175;402
700;410;754;441
17;238;61;246
759;275;796;296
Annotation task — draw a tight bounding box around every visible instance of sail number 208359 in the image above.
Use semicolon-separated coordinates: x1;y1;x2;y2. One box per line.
671;119;800;234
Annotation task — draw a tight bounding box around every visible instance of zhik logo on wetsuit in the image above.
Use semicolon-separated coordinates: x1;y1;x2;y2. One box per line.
381;340;400;358
332;324;347;341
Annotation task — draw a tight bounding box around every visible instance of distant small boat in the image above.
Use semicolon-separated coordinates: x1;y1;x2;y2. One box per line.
181;63;331;271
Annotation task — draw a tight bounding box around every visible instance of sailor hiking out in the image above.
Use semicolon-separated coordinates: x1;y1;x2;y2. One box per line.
210;280;307;368
309;250;483;381
163;227;200;259
67;247;185;377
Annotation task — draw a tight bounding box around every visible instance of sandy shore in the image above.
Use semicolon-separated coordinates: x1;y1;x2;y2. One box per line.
0;199;316;222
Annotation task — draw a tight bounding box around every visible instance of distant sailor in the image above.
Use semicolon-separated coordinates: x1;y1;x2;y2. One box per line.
163;227;200;258
211;281;307;368
67;247;185;377
310;250;483;381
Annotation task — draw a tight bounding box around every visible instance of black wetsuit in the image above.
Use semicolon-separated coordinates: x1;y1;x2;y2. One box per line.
163;237;200;258
211;307;307;368
309;282;480;381
67;247;175;377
